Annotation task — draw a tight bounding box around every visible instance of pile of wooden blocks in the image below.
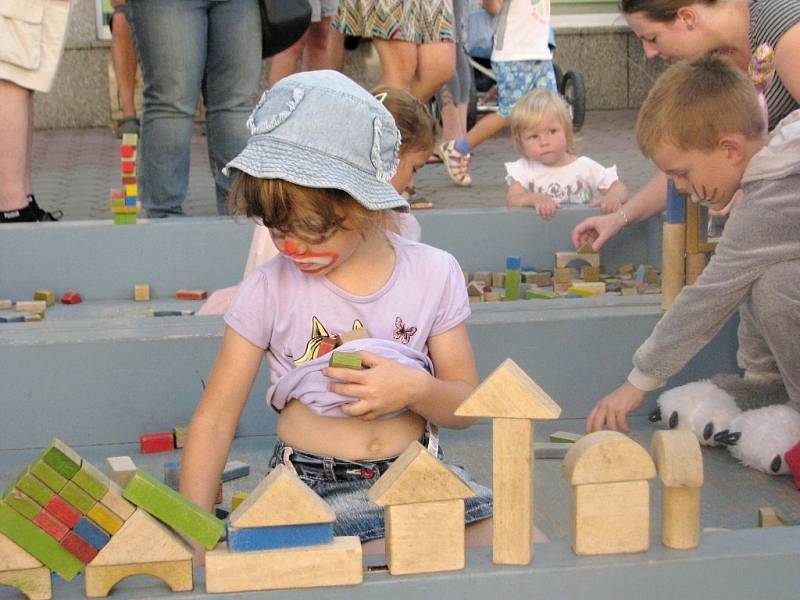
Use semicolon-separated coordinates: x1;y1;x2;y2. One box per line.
111;133;141;225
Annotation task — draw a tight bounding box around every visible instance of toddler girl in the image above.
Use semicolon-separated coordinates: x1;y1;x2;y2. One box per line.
505;88;627;219
181;71;492;550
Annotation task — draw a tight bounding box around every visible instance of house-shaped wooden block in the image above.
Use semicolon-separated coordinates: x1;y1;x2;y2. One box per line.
563;431;656;555
455;358;561;565
84;508;193;597
368;442;475;575
651;430;703;549
0;532;52;600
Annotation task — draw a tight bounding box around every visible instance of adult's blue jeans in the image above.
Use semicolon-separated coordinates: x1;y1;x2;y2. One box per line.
127;0;261;217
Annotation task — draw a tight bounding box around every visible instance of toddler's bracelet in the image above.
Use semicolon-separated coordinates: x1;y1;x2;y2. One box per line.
617;207;630;227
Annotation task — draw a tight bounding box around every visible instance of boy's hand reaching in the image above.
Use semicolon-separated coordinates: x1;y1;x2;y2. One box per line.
325;352;426;420
586;381;647;433
571;211;625;252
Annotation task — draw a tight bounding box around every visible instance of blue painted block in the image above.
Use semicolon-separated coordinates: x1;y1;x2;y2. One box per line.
74;516;109;550
506;255;521;270
152;310;194;317
226;522;333;553
0;315;25;323
124;196;138;207
665;179;686;224
221;460;249;482
164;461;180;491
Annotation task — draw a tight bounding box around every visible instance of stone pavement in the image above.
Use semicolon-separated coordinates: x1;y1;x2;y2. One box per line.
31;109;653;220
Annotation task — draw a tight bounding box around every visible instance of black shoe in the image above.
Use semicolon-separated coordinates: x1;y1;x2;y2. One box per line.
0;195;62;223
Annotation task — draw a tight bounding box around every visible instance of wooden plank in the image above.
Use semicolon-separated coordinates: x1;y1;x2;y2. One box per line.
122;470;224;550
40;439;81;479
455;358;561;419
385;500;465;575
86;502;123;536
85;560;192;598
229;464;334;529
2;489;41;521
59;481;95;515
15;472;54;507
493;418;533;565
661;222;686;310
226;522;333;552
72;460;110;501
29;460;67;494
571;480;650;555
205;537;362;593
563;431;656;485
368;442;475;507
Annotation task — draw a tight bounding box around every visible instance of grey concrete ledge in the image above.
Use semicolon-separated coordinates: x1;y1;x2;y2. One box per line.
552;12;631;33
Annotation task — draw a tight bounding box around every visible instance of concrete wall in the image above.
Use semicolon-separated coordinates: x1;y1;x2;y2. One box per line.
33;1;666;129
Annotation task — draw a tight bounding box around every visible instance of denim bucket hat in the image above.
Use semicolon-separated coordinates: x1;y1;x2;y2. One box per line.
224;70;408;211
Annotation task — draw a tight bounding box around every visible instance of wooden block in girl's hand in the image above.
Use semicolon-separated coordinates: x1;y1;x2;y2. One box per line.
122;470;224;549
328;352;362;370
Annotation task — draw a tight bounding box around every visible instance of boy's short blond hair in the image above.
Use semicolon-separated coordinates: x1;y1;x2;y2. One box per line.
636;55;765;157
510;89;576;154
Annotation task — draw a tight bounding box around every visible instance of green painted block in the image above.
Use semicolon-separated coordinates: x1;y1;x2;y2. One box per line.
0;503;84;580
113;214;127;225
124;214;138;224
72;460;110;500
15;471;54;506
123;469;224;550
328;351;362;370
2;488;41;520
41;438;82;479
525;289;561;300
549;431;582;444
60;481;95;514
31;459;68;493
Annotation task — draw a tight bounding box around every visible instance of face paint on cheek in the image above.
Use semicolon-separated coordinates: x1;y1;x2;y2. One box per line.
283;238;300;255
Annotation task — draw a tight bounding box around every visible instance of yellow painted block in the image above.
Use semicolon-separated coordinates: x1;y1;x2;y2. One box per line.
134;284;150;302
88;502;124;535
231;492;248;511
33;290;56;307
124;184;138;197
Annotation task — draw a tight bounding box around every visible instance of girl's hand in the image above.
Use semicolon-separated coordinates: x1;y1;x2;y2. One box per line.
585;382;647;433
591;194;623;215
533;196;559;220
571;211;625;252
325;352;427;420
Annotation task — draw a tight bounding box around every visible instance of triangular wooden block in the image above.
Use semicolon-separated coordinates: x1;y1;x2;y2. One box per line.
368;442;475;506
651;430;703;487
455;358;561;419
563;431;656;485
0;532;42;570
229;465;335;528
90;508;192;566
576;241;595;254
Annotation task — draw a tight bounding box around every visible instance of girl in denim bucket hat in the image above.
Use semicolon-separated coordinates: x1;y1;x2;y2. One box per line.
181;71;493;552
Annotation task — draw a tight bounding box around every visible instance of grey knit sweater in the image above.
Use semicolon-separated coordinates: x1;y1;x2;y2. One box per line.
629;110;800;391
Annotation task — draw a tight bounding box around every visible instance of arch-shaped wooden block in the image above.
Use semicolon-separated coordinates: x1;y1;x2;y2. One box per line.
563;431;656;485
650;430;703;487
0;568;52;600
84;560;193;598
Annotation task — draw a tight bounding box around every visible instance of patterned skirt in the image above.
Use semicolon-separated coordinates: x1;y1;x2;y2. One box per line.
334;0;456;44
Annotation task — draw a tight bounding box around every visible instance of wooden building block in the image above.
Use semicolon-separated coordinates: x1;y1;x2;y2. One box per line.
74;517;110;550
163;461;180;491
571;480;650;555
85;560;192;598
33;290;56;307
60;531;98;563
119;144;135;158
328;351;363;370
23;313;43;322
99;482;135;521
122;470;224;550
133;284;150;302
172;426;188;449
368;442;475;507
686;252;707;286
0;531;42;571
563;431;656;485
661;486;701;550
2;489;40;520
581;265;600;282
205;537;362;593
15;472;54;507
338;327;369;344
484;291;502;302
222;460;250;482
91;508;192;566
534;442;571;459
550;431;582;444
231;492;248;511
0;504;83;581
15;301;47;313
385;500;465;575
229;464;334;529
0;315;26;323
492;272;506;287
29;460;67;493
44;496;81;529
0;299;13;309
40;439;82;479
492;418;532;565
174;289;207;300
139;432;174;453
86;502;123;535
556;251;599;269
525;289;560;300
72;460;110;501
105;456;136;488
59;481;95;515
226;522;333;552
32;509;69;541
121;133;138;146
455;358;561;420
0;532;51;600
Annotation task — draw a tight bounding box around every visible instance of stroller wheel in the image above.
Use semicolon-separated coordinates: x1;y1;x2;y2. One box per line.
562;70;586;132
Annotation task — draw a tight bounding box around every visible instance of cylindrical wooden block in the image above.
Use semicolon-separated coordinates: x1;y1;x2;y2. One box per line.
661;486;700;549
685;252;707;286
661;223;686;310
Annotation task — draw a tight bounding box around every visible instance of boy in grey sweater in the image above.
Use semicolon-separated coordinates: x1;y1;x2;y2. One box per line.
586;55;800;436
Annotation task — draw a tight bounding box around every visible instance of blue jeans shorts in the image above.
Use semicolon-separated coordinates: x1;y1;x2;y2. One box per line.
269;438;493;542
493;59;557;119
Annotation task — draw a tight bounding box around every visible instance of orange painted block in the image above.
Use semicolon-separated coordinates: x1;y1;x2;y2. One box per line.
175;289;207;300
33;509;69;541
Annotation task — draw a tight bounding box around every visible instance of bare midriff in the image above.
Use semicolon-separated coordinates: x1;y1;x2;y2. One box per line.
276;399;426;460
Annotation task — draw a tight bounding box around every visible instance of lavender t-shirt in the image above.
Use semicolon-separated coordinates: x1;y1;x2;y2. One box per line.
224;232;470;415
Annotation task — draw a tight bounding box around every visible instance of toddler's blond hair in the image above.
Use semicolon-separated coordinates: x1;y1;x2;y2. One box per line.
510;89;576;155
636;55;765;157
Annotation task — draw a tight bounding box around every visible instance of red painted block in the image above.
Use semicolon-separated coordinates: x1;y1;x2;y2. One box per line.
33;508;69;541
139;432;175;453
60;291;83;305
110;188;124;200
121;160;135;174
61;531;98;563
46;495;81;528
121;175;137;185
318;337;338;358
175;289;208;300
120;144;135;158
